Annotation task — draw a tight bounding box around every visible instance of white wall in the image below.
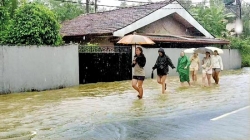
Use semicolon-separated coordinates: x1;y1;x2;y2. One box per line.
0;45;79;94
142;48;242;78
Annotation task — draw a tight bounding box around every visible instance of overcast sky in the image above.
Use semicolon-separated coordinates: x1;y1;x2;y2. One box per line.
98;0;250;6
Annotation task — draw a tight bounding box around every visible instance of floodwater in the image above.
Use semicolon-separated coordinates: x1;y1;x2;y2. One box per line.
0;68;249;140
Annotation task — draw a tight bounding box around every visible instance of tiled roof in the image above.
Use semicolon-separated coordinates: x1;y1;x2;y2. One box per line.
111;35;230;45
148;36;230;44
60;0;172;37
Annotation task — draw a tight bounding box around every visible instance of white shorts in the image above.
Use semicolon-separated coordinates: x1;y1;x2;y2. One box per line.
190;66;198;71
202;68;212;74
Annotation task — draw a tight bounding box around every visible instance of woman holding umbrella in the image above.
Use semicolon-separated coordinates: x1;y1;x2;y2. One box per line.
177;51;191;86
152;48;175;93
131;47;146;99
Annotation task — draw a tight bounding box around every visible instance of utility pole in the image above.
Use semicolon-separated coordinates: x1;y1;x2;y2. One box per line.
86;0;89;13
236;0;241;19
95;0;98;13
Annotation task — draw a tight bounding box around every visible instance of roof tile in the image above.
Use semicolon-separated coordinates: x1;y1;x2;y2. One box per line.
60;1;171;36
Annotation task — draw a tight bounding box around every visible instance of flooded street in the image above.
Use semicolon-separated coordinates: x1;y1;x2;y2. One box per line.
0;68;249;140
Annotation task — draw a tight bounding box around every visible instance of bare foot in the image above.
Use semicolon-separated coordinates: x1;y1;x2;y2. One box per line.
137;95;142;99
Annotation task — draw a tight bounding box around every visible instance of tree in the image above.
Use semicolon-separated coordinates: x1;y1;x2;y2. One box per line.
190;1;233;37
5;3;62;45
0;6;9;43
120;1;128;7
241;3;250;38
34;0;87;23
0;0;18;17
177;0;193;11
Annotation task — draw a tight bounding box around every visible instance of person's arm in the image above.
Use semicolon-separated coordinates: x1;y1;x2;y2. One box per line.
219;56;223;70
166;55;175;69
190;56;193;62
131;57;136;67
152;57;159;70
137;56;146;68
176;57;180;72
198;58;201;70
201;58;205;69
209;57;213;69
185;56;191;69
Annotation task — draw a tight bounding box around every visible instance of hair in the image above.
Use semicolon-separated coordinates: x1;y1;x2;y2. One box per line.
191;52;198;59
206;52;211;57
214;50;219;55
134;47;144;57
181;51;185;55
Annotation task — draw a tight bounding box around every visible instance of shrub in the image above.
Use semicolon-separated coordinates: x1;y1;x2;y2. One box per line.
4;3;62;46
0;7;10;44
228;37;250;67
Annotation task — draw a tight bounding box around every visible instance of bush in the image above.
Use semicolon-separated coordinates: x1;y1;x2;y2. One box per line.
0;7;10;44
228;37;250;67
79;43;102;53
4;3;62;46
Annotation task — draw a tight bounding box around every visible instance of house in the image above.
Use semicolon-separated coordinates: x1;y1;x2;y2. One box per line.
60;0;238;82
60;0;230;48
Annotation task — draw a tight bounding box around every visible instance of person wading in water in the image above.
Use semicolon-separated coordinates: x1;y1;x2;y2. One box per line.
131;47;146;99
201;51;213;87
189;52;200;84
177;51;191;87
152;48;175;94
212;50;223;84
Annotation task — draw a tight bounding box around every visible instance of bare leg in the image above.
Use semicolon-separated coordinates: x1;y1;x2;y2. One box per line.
194;70;198;82
202;72;206;86
137;80;144;99
215;71;220;84
207;74;212;87
191;71;195;82
132;79;139;92
212;70;216;83
160;75;167;94
157;76;162;84
180;82;184;87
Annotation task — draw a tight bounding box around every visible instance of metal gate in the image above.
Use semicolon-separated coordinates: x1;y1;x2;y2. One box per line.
79;45;132;84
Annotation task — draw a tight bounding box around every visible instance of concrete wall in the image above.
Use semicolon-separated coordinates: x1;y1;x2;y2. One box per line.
0;45;79;94
135;47;242;78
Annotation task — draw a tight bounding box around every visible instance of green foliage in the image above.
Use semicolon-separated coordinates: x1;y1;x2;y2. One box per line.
191;3;230;37
4;3;62;46
0;7;10;44
53;2;85;22
34;0;89;23
242;3;250;38
0;0;18;17
79;43;102;53
228;37;250;67
177;0;193;10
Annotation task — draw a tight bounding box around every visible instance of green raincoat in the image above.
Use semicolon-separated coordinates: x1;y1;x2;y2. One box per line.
177;55;190;82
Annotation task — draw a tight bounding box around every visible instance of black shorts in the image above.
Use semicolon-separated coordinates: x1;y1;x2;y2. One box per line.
133;76;145;81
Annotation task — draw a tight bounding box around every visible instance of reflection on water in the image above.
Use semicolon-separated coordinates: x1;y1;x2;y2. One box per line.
0;68;249;139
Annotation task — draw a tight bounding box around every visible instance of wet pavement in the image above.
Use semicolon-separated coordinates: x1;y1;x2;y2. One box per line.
0;68;249;140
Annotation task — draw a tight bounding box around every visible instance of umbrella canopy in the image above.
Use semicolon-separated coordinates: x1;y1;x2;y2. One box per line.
205;47;224;54
194;47;214;54
117;34;155;45
183;48;196;53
